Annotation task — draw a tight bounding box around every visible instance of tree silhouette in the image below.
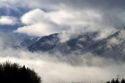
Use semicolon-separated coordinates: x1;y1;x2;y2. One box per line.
106;78;125;83
0;62;41;83
115;78;120;83
111;79;116;83
106;81;110;83
121;79;125;83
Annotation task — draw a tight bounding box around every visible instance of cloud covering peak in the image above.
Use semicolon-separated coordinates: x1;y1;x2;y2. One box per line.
0;1;125;83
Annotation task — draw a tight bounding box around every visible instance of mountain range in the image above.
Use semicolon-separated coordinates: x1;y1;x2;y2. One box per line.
15;28;125;61
0;5;125;61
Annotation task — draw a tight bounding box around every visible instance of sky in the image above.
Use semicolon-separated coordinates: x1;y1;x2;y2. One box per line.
0;0;125;37
0;0;125;83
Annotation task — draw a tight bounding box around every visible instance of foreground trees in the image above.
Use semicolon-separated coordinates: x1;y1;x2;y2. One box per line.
107;78;125;83
0;62;41;83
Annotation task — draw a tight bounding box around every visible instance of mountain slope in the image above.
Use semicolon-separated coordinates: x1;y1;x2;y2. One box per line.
26;29;124;59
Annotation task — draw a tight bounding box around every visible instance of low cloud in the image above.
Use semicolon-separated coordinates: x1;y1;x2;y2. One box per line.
16;8;117;40
0;16;17;25
15;23;62;36
0;46;124;83
0;56;113;83
0;33;124;83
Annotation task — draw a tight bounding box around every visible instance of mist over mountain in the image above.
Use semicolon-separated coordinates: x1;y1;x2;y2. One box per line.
0;0;125;83
15;28;124;62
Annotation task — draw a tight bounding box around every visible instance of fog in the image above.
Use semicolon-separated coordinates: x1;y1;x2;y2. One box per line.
0;34;125;83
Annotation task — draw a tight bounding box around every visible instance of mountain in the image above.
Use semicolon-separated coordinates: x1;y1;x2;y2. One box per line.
26;28;125;60
28;33;60;52
27;32;98;53
1;2;125;61
2;3;124;60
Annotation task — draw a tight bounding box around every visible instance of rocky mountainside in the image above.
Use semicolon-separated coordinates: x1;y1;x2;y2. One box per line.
25;28;125;60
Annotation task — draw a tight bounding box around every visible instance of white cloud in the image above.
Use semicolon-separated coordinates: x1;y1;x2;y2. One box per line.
0;16;17;25
16;8;117;42
48;9;102;26
17;8;105;37
16;9;70;36
15;23;62;36
21;9;46;25
17;9;58;36
47;10;75;25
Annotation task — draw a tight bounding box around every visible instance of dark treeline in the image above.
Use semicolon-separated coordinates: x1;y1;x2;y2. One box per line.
107;78;125;83
0;62;41;83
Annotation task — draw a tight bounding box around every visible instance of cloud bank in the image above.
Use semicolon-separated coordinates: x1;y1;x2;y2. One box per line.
0;0;125;38
0;33;124;83
15;9;70;36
